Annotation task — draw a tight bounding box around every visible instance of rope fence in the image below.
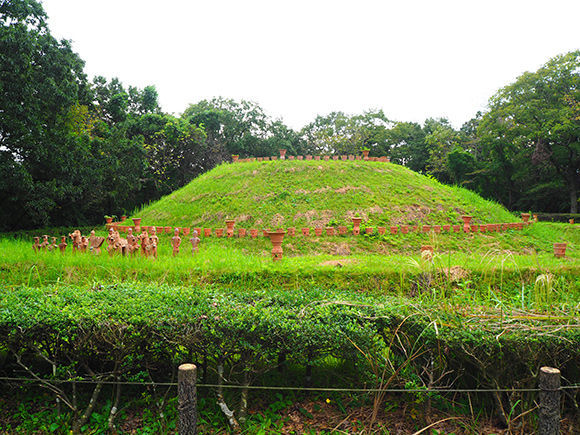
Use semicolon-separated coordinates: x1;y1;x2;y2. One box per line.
0;365;568;435
1;374;578;393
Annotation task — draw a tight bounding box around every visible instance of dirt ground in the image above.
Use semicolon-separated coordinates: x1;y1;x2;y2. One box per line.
236;397;578;435
2;393;577;434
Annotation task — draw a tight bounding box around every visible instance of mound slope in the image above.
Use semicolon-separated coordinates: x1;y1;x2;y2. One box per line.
134;160;516;229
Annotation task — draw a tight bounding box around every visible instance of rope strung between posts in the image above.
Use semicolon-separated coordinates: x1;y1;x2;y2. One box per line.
1;376;578;393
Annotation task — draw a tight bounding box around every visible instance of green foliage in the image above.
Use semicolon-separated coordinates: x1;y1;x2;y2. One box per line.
2;279;580;432
183;97;300;158
384;121;428;172
300;110;391;156
478;50;580;213
0;0;88;229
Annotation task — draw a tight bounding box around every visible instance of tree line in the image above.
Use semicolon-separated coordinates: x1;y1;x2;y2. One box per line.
1;0;579;231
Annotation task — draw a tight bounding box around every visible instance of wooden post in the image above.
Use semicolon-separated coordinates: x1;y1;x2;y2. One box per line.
178;363;198;435
539;366;560;435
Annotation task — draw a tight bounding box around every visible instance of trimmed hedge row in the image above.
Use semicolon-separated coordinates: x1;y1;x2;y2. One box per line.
1;284;579;428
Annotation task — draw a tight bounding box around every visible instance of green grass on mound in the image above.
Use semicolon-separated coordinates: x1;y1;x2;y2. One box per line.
132;160;517;229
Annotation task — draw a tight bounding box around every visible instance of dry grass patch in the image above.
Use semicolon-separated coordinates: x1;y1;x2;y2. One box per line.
270;213;285;228
200;211;225;222
236;214;253;223
444;265;470;281
319;259;354;267
190;193;209;202
292;210;333;226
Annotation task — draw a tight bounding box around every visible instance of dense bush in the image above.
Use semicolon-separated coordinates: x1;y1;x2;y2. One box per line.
1;283;579;432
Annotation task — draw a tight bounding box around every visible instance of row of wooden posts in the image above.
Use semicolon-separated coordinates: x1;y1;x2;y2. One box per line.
176;364;563;435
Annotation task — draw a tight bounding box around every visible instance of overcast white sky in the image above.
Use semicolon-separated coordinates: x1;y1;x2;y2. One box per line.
41;0;580;130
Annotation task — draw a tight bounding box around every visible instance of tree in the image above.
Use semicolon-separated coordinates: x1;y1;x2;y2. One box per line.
478;51;580;213
382;122;428;172
424;118;464;183
300;110;391;156
183;97;278;157
144;118;207;195
0;0;90;228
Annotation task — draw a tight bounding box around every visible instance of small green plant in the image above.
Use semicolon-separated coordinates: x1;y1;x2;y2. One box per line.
327;218;339;227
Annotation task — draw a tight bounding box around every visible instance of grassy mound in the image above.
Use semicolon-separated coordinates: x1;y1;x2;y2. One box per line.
133;160;517;229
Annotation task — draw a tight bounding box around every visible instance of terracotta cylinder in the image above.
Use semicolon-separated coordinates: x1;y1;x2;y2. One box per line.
268;230;286;261
225;220;235;238
462;215;472;233
352;217;362;235
554;242;567;258
132;218;142;233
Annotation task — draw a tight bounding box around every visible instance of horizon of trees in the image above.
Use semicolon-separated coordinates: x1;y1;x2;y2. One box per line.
1;0;579;231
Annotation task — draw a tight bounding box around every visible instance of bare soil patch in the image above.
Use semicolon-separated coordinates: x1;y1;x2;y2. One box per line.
319;258;354;267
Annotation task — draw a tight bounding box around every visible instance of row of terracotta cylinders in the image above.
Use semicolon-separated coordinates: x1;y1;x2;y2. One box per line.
233;155;390;163
109;222;530;238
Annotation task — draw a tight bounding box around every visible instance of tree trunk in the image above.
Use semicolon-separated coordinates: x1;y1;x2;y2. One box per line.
178;364;198;435
564;167;579;214
570;182;578;214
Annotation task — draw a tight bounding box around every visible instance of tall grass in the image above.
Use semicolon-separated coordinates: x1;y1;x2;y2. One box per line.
2;221;580;315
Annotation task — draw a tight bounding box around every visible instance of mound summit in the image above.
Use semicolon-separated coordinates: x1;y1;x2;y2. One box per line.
135;159;516;229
